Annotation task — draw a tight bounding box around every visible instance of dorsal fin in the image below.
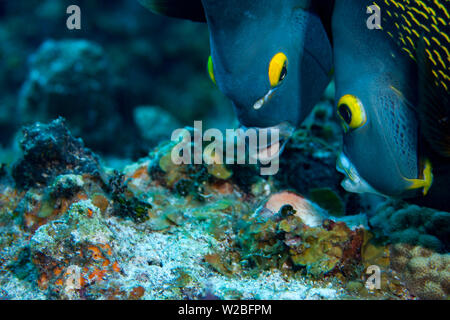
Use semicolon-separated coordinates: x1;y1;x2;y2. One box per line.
138;0;206;22
312;0;335;45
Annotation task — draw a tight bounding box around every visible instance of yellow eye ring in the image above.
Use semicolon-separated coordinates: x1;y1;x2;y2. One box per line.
208;55;216;85
269;52;288;87
337;94;367;130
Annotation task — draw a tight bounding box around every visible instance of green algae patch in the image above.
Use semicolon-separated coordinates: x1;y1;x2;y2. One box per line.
207;163;233;180
309;187;344;217
191;199;234;220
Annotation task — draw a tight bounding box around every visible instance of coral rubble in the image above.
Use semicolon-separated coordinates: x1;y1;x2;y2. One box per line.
2;119;447;300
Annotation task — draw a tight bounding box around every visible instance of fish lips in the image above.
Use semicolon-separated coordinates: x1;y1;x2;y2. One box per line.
336;152;385;196
239;121;295;162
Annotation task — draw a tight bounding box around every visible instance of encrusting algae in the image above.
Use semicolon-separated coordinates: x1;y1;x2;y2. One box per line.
0;118;447;299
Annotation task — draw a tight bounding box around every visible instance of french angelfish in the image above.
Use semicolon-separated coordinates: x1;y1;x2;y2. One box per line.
333;0;449;209
139;0;335;137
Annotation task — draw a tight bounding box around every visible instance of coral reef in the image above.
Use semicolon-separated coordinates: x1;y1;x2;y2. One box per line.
390;244;449;300
12;118;102;189
1;118;447;300
30;200;121;299
0;1;448;301
237;192;365;278
370;201;450;253
0;119;409;300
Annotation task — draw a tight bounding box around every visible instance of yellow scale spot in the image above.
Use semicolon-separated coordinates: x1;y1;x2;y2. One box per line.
439;70;450;81
432;15;438;25
399;34;407;45
402;14;412;27
426;49;437;65
441;31;450;44
390;0;399;8
411;6;429;19
437;17;447;26
433;49;446;69
428;4;437;16
406;35;415;48
431;36;441;47
434;0;449;19
402;47;416;60
402;25;412;35
431;23;440;34
442;46;450;62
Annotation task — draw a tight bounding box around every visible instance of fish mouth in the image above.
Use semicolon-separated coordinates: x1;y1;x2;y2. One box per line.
337;152;433;197
336;152;385;196
240;121;295;162
252;87;278;110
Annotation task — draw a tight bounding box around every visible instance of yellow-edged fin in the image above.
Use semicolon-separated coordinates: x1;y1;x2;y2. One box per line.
405;159;433;195
138;0;206;22
415;36;450;157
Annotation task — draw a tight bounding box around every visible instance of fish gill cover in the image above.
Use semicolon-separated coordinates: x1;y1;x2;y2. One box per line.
0;0;448;301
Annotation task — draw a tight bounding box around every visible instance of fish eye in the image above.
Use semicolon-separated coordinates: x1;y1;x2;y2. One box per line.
337;94;367;130
269;52;288;87
207;55;216;85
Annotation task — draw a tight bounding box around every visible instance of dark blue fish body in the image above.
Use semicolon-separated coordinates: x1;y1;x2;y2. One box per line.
333;0;450;209
139;0;335;130
203;0;334;129
139;0;450;209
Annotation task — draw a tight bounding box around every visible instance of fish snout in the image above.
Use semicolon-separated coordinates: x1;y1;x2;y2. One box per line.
336;152;385;196
238;122;295;163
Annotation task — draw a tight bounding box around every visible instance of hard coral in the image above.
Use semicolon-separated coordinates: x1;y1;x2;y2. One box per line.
239;191;365;278
12;118;103;189
371;201;450;252
149;139;234;200
390;243;449;299
30;200;121;299
287;219;364;278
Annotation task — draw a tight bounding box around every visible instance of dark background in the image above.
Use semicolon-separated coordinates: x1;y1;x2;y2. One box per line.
0;0;234;163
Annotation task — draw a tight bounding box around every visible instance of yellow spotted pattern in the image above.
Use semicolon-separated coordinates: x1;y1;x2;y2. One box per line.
374;0;450;92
